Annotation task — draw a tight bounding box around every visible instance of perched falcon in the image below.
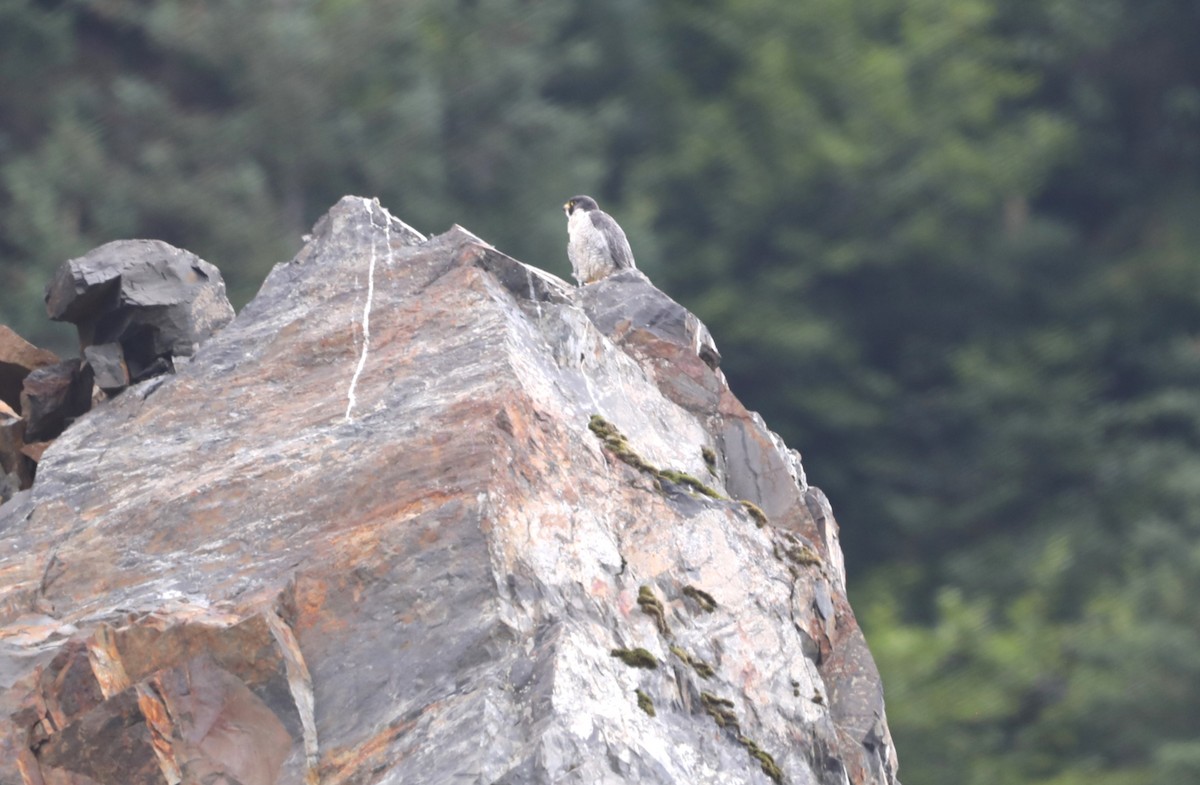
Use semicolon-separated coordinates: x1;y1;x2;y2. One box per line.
563;195;637;285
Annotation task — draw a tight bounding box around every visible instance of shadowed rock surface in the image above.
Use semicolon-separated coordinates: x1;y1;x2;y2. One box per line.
0;326;60;414
19;361;94;444
0;197;900;785
0;327;62;498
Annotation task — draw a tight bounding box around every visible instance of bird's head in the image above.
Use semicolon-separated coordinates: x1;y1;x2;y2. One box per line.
564;195;599;216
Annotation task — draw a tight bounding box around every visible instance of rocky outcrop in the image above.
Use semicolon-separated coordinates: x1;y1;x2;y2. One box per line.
45;239;236;392
0;327;61;497
0;197;900;785
0;241;237;498
0;327;60;412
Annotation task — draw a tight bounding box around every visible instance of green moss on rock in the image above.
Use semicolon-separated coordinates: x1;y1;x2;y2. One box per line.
589;415;660;474
669;644;715;679
657;468;724;499
610;647;658;669
682;585;718;613
738;736;784;783
739;499;769;528
700;691;738;730
588;416;729;501
772;531;823;571
637;585;670;635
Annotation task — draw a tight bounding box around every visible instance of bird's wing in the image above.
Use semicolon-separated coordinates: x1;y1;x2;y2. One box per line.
591;211;637;270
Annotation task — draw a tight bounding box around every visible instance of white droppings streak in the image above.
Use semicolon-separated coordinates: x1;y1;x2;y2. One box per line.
345;211;389;421
526;266;544;321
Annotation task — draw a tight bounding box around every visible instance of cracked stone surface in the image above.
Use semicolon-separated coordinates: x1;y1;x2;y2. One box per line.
0;196;899;785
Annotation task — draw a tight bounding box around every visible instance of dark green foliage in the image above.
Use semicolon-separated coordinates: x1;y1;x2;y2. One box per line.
633;3;1200;782
4;3;1200;782
636;688;656;717
0;0;618;352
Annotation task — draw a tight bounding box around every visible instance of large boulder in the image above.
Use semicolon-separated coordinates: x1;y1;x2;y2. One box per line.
0;197;899;785
44;240;235;390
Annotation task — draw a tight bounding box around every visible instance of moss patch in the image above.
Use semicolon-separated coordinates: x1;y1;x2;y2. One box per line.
776;540;822;568
670;644;715;679
700;691;739;730
738;736;784;784
610;647;658;669
739;499;769;528
637;585;670;635
589;415;726;500
681;585;718;613
701;446;717;471
698;691;785;781
772;531;823;572
636;689;656;717
657;468;724;499
589;415;659;474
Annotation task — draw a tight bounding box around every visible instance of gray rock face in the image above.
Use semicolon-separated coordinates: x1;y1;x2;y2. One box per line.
81;343;129;394
0;197;899;785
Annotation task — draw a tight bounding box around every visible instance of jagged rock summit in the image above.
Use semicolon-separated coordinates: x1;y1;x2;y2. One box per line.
0;197;899;785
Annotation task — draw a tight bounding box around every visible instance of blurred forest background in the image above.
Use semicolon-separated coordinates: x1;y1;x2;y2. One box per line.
3;1;1200;782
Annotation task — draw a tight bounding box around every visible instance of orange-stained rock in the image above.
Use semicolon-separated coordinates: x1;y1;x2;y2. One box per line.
0;325;59;413
19;442;49;464
0;197;899;785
